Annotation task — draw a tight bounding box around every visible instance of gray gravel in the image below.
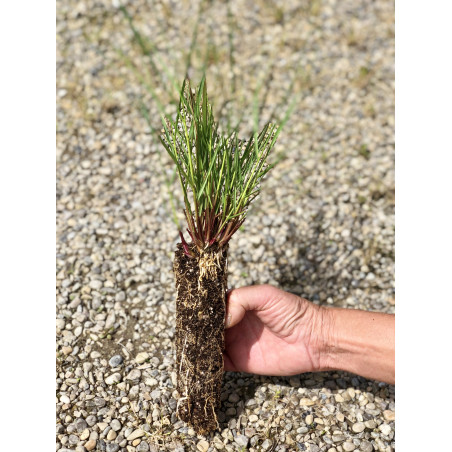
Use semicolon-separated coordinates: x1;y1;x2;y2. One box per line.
57;0;394;451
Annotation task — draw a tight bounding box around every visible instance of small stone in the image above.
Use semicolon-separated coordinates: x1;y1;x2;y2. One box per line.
86;415;97;426
300;398;315;406
75;418;88;432
94;397;106;407
145;377;158;387
262;439;273;451
135;352;149;364
245;398;257;407
126;369;141;381
244;428;255;438
107;429;117;440
336;412;345;422
235;435;249;448
359;440;373;452
150;390;161;401
89;280;103;290
249;414;258;423
379;423;391;436
332;435;346;442
74;326;83;336
62;346;72;356
132;439;141;446
352;422;365;433
110;419;121;431
197;440;209;452
69;434;79;445
105;373;121;385
228;392;240;403
106;444;119;452
97;422;108;431
137;442;150;451
383;410;395;421
85;440;96;451
343;442;356;451
80;429;90;440
109;355;123;367
127;429;145;441
115;291;126;302
364;420;377;429
60;394;70;404
305;414;313;425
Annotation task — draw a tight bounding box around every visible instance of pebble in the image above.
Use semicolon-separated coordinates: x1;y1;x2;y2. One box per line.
84;440;96;451
89;280;102;290
86;415;97;427
197;440;209;452
126;369;141;381
105;373;121;385
379;423;391;436
60;395;70;404
106;444;119;452
127;430;145;441
135;352;149;364
383;410;395;421
62;346;72;356
110;419;121;431
145;377;158;386
364;420;377;429
137;442;150;451
352;422;365;433
235;435;249;448
109;355;123;367
343;442;356;451
359;441;373;452
300;398;315;406
228;392;240;403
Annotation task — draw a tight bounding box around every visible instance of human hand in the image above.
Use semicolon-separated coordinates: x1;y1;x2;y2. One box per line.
224;284;324;376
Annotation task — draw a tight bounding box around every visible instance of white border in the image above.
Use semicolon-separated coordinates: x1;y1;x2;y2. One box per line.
396;1;452;451
0;1;55;449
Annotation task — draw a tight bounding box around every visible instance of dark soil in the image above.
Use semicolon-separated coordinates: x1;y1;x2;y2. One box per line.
173;242;228;434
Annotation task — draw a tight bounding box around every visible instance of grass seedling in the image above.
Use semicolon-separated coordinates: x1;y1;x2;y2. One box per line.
160;76;281;434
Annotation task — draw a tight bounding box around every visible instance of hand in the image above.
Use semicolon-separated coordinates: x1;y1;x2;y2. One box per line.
224;284;324;376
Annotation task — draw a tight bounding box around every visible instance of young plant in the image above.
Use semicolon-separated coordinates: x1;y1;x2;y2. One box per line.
160;76;280;434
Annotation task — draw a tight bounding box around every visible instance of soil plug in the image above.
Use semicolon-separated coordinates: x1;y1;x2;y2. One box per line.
160;76;281;434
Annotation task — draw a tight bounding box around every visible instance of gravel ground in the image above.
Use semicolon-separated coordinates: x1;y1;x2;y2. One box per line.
56;1;395;451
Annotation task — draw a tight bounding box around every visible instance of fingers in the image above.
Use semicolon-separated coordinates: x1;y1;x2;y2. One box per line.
225;284;280;328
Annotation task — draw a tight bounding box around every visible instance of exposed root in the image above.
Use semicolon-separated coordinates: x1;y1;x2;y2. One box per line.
173;243;228;434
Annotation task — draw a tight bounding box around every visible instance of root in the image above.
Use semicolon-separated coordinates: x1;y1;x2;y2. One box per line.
198;248;222;282
174;243;228;434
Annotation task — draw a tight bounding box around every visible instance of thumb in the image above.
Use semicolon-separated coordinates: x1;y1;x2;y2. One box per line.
225;284;277;328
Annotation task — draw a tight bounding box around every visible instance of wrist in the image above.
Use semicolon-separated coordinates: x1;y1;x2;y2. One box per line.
302;302;336;373
313;305;337;372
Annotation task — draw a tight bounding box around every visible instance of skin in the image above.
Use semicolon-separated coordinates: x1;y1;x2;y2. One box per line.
224;284;395;384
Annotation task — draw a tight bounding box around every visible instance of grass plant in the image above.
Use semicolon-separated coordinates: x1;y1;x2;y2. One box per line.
160;76;281;256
